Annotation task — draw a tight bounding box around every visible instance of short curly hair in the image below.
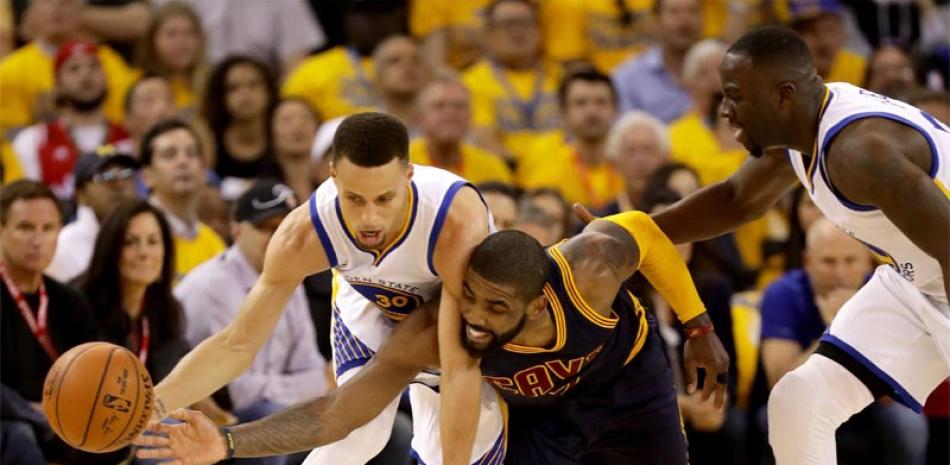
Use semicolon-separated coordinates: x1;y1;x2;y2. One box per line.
331;112;409;167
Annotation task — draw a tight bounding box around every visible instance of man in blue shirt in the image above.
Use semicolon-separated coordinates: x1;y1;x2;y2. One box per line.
611;0;701;123
760;219;928;465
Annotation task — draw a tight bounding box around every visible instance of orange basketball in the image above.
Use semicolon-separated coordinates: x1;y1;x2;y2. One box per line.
42;342;155;453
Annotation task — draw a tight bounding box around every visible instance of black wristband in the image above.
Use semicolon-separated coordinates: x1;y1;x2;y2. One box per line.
220;427;236;459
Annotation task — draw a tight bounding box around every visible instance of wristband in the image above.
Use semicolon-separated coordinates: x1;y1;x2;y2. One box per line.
684;323;714;339
220;427;236;459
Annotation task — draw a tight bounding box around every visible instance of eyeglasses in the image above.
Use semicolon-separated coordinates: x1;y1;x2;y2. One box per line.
91;167;137;183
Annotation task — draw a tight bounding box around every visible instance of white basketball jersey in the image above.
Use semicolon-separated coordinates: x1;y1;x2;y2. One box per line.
309;164;489;349
786;82;950;303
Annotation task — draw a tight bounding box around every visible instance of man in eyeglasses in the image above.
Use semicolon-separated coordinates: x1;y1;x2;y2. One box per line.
46;145;139;282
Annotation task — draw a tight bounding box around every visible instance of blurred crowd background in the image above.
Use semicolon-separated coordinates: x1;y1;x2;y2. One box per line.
0;0;948;464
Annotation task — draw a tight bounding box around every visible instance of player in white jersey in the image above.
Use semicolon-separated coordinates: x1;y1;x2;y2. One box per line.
136;112;504;464
587;26;948;465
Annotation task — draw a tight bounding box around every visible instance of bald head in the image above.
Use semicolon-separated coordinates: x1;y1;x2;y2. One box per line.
804;219;871;296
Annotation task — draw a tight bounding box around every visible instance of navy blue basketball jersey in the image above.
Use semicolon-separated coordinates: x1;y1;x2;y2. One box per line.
480;243;650;409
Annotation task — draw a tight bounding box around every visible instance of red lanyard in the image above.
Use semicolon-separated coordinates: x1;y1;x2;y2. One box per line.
572;150;620;209
138;316;150;365
0;263;57;361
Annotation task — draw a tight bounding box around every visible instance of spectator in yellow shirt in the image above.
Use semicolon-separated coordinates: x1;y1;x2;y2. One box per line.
410;78;513;185
282;1;404;121
135;2;207;119
519;69;623;210
409;0;490;71
668;39;746;187
0;0;136;137
787;0;866;86
462;0;561;163
140;119;226;278
542;0;654;73
602;111;670;215
373;35;429;131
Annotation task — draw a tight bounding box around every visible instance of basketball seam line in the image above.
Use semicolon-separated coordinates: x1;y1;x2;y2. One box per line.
78;348;116;447
99;350;142;452
53;343;97;445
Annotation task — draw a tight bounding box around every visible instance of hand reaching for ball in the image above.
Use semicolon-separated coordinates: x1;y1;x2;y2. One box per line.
134;409;228;465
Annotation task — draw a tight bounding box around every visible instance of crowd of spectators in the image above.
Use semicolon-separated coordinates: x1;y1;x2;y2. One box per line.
1;0;948;464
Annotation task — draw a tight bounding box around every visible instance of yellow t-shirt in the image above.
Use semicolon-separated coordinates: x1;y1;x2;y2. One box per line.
462;59;561;164
701;0;770;39
668;111;747;186
174;223;227;278
667;111;771;271
1;139;23;183
542;0;653;72
409;138;513;185
0;42;137;134
410;0;488;36
282;46;377;121
826;49;867;86
518;133;624;209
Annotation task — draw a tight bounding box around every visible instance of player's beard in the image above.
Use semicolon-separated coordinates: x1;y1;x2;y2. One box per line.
460;314;527;358
61;88;107;113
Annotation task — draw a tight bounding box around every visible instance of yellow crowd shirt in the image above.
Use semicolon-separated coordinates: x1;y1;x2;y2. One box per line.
542;0;653;72
462;59;562;163
409;138;513;185
826;49;867;86
667;111;770;272
174;222;227;278
518;133;624;209
282;46;378;120
0;42;137;133
668;111;747;186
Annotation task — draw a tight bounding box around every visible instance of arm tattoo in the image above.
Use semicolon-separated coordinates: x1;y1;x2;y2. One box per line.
230;396;336;457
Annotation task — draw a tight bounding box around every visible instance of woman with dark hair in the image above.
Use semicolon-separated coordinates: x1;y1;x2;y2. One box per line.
74;199;235;429
136;1;208;117
203;55;279;199
262;97;321;202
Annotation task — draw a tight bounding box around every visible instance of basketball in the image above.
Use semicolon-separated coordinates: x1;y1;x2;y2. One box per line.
42;342;155;453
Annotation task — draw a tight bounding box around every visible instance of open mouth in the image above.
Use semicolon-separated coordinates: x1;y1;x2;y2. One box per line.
357;230;382;247
466;325;492;344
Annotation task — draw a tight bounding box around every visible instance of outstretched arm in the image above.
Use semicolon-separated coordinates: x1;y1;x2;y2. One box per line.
135;302;440;463
152;206;330;419
434;187;493;465
827;119;950;299
652;149;798;244
577;214;730;406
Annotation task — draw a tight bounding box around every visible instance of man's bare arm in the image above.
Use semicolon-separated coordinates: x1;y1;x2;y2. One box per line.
153;206;330;418
652;149;798;244
232;305;439;456
136;301;440;463
827;119;950;298
433;187;492;465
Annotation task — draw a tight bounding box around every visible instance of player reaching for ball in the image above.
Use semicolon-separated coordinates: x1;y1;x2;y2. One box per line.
580;26;947;465
137;220;728;464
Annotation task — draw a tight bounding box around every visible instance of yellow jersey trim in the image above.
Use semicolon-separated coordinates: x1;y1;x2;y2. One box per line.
935;179;950;199
549;244;619;329
805;86;832;190
623;291;651;365
503;284;568;353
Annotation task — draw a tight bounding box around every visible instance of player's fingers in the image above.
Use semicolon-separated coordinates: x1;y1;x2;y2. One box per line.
168;408;194;422
714;381;727;409
135;446;172;459
132;434;170;447
148;421;177;435
683;357;698;393
572;203;597;224
700;367;716;401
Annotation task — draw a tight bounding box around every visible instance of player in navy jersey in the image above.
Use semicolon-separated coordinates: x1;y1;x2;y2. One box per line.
135;213;729;465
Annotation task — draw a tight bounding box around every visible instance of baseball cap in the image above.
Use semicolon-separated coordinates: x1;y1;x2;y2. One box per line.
785;0;842;25
54;41;99;75
74;145;140;189
234;179;299;225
